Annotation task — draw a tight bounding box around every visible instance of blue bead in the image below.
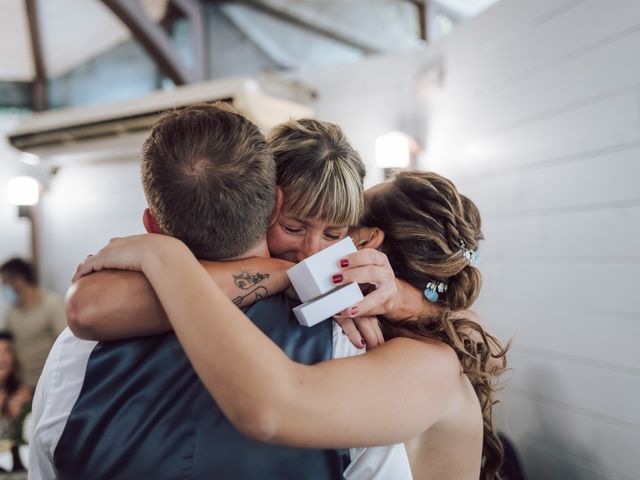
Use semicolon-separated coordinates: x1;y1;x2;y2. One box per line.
423;288;439;302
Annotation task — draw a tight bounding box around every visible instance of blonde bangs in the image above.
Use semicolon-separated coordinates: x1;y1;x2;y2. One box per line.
282;164;363;226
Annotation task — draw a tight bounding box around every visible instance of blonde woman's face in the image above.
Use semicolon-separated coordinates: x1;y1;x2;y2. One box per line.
267;208;349;263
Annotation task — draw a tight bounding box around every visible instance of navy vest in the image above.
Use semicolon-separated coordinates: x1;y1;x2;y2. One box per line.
54;294;348;480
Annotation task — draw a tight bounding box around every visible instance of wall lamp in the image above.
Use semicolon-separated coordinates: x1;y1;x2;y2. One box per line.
375;131;421;179
8;176;40;215
8;176;41;266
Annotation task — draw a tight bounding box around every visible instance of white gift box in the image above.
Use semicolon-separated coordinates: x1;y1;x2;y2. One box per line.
286;236;357;303
292;283;364;327
286;237;364;327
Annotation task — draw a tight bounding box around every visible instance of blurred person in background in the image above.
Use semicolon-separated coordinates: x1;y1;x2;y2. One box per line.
0;258;66;389
0;331;31;441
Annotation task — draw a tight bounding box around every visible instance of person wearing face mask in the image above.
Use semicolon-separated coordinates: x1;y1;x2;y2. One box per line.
0;258;66;389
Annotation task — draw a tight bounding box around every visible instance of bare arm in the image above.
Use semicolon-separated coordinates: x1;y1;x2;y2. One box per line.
75;234;469;448
67;257;293;341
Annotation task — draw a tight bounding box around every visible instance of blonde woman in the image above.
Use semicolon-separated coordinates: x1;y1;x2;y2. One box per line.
75;171;507;479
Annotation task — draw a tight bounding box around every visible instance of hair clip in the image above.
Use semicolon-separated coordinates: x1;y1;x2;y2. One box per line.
460;239;480;264
423;281;447;302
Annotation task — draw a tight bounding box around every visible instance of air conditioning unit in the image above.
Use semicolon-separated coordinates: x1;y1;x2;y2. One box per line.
7;77;314;166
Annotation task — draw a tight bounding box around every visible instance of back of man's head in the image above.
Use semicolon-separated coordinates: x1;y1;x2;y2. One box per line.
141;103;276;261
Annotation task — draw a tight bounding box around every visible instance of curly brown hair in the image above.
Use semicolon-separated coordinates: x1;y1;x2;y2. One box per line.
360;170;508;479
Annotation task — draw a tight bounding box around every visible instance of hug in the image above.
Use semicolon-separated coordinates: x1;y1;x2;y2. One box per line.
29;103;507;479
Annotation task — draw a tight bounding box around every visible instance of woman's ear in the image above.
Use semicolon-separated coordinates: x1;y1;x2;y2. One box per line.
143;208;162;234
353;227;385;250
268;187;284;227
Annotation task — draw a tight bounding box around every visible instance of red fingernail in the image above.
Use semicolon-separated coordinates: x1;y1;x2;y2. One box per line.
340;259;349;268
332;274;343;283
350;306;358;315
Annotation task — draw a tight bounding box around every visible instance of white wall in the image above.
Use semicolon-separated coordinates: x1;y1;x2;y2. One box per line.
37;160;148;295
293;1;640;478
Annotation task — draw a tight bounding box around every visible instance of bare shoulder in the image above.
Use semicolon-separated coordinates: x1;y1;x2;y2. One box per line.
367;336;462;380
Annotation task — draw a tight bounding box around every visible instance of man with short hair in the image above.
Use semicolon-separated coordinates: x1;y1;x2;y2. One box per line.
0;257;66;388
29;104;348;479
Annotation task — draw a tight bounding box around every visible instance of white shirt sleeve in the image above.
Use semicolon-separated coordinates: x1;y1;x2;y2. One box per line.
28;328;97;480
331;322;414;480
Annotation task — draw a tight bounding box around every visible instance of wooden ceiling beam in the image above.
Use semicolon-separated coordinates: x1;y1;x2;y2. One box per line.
102;0;205;85
25;0;47;111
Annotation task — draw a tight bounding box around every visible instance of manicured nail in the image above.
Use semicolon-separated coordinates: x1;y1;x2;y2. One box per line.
350;306;358;315
340;259;349;268
332;274;343;284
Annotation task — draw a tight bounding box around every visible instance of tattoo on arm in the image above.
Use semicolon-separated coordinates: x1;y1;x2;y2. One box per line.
231;270;271;306
233;286;268;307
233;271;270;290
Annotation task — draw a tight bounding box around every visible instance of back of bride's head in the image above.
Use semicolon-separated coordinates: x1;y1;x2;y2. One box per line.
361;171;483;311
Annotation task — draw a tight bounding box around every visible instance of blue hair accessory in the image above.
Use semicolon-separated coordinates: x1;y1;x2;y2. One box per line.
460;239;480;264
423;281;447;302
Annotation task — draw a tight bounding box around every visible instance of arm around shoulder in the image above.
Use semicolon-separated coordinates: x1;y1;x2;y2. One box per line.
66;256;293;341
79;235;467;449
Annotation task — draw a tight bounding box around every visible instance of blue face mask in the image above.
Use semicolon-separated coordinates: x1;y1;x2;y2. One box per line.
1;287;18;306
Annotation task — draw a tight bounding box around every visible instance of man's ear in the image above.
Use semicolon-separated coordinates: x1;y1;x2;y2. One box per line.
354;227;385;250
268;187;284;227
142;208;162;234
